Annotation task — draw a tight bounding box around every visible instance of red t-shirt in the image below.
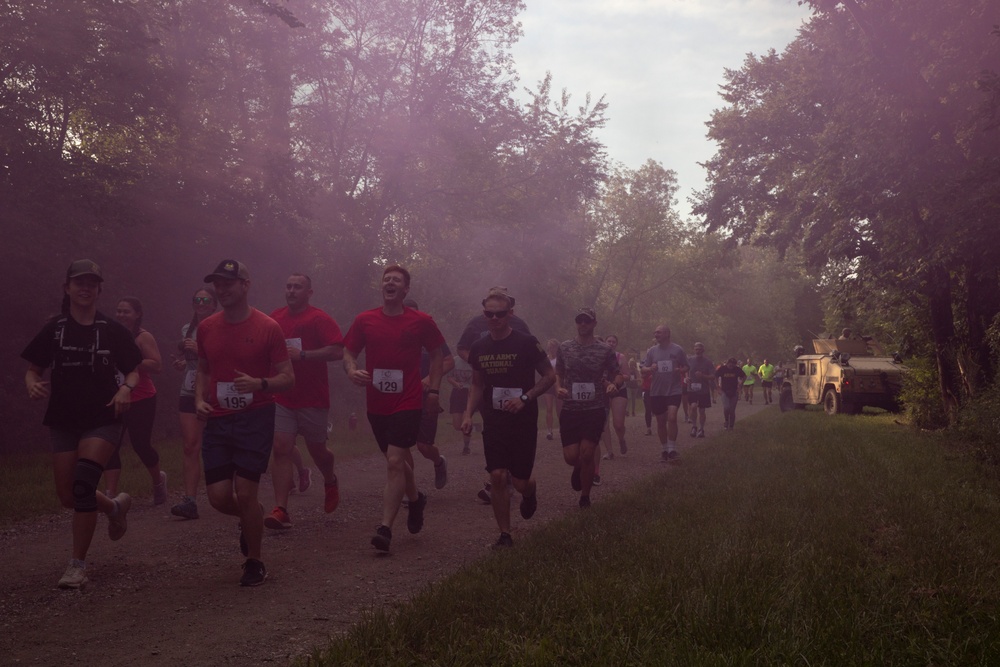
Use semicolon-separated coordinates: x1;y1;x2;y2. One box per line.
343;307;445;415
197;309;289;416
270;305;344;410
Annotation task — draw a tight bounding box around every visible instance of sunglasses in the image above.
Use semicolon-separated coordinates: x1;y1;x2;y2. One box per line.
483;310;509;319
193;296;213;304
575;316;594;324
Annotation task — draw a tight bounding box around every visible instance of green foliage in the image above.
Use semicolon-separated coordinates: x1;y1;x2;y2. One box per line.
900;356;948;429
956;382;1000;463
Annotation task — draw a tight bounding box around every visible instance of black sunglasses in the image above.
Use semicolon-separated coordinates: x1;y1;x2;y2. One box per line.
193;296;213;304
483;310;509;319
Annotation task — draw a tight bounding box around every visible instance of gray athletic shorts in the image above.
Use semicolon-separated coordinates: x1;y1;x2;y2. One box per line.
274;404;329;443
49;424;123;454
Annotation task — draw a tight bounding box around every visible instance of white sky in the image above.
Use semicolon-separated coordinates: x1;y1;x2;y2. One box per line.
510;0;811;219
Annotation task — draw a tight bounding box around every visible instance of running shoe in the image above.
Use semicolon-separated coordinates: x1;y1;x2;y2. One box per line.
298;467;312;493
519;490;537;520
264;506;292;529
579;496;591;509
666;450;681;463
546;431;553;440
690;425;698;437
620;440;628;455
57;563;87;589
434;456;448;489
697;428;705;438
477;483;492;504
645;428;653;436
108;493;131;541
462;445;471;455
371;524;392;551
592;475;602;486
171;497;199;520
570;466;581;491
239;558;267;587
324;478;340;514
492;532;514;550
153;471;168;506
660;450;671;463
601;453;611;461
407;491;427;534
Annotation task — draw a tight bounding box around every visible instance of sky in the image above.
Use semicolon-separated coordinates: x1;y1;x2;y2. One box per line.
510;0;812;219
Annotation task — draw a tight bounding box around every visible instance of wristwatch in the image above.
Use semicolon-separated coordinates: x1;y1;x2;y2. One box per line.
520;393;531;402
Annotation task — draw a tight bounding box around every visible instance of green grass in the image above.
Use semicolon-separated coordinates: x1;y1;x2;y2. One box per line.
300;411;1000;666
0;422;381;526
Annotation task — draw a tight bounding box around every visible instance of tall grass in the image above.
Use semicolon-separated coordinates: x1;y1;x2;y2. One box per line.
303;411;1000;666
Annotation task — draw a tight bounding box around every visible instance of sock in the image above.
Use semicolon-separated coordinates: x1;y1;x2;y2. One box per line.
109;499;120;517
71;558;86;569
667;440;676;452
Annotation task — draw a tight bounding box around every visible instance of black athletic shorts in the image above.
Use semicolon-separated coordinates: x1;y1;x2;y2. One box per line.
558;407;607;446
482;416;537;481
649;394;683;415
367;409;423;454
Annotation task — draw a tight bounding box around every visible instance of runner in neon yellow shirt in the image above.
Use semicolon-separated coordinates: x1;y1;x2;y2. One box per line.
741;359;757;404
757;359;775;405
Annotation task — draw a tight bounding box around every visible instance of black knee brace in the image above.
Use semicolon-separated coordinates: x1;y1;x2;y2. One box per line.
72;458;104;512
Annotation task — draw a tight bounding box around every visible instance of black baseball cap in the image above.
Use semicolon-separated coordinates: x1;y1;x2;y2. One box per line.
66;259;103;282
204;259;250;282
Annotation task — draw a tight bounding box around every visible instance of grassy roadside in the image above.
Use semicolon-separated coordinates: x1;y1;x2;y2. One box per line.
0;423;379;525
302;411;1000;665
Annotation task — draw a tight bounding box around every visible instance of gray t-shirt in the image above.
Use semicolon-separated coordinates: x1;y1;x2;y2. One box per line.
643;342;688;396
686;355;716;395
556;339;620;411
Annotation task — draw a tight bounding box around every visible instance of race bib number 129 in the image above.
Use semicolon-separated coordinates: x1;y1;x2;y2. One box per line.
374;369;403;393
492;387;520;410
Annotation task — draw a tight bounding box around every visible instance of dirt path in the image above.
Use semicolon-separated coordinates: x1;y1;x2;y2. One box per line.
1;401;770;666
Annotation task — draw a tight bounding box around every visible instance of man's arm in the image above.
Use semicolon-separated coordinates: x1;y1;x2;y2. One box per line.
461;369;484;434
298;343;344;362
343;347;371;386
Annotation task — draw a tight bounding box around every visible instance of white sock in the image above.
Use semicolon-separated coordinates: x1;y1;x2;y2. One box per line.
667;440;676;452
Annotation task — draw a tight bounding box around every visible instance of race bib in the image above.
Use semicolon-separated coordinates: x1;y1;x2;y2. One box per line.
115;370;125;387
216;382;252;410
285;337;302;351
571;382;596;401
373;369;403;393
657;360;674;373
492;387;520;410
690;382;703;392
182;370;196;392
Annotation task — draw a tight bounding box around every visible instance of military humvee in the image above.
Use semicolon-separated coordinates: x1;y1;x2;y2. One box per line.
779;336;907;415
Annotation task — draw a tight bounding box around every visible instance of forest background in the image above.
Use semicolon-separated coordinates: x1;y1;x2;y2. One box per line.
2;0;998;454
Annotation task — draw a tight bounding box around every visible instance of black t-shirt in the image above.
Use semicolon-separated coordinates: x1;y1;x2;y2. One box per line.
715;364;747;397
21;312;143;431
456;313;531;352
468;329;546;423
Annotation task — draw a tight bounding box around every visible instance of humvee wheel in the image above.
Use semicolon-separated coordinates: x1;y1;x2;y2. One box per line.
823;388;841;415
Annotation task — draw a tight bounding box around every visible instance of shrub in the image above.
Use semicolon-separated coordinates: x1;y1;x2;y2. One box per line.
900;356;948;430
956;382;1000;464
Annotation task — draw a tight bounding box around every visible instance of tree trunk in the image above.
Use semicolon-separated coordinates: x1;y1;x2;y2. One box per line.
927;264;960;424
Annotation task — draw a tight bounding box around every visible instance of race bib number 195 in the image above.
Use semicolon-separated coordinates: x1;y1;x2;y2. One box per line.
216;382;252;410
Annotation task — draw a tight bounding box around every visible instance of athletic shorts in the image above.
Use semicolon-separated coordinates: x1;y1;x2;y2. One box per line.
367;409;422;454
274;404;329;443
202;404;275;484
482;416;538;481
649;394;683;415
49;424;123;454
559;407;607;446
449;386;470;414
761;381;773;388
608;386;628;401
178;394;196;414
688;393;712;409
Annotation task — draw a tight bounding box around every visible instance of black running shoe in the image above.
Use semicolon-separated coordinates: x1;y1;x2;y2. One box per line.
239;558;267;587
371;524;392;551
570;466;581;491
519;490;537;519
492;532;513;550
407;491;427;534
579;495;591;509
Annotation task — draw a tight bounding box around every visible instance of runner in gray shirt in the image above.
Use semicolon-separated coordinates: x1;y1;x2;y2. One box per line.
641;325;688;462
686;342;715;438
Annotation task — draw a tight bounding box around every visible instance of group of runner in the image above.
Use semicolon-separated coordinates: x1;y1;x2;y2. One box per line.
23;258;774;589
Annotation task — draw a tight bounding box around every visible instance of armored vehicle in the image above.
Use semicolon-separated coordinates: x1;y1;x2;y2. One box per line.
779;336;907;415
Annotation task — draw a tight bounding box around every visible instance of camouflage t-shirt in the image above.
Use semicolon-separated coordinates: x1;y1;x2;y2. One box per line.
556;338;620;411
